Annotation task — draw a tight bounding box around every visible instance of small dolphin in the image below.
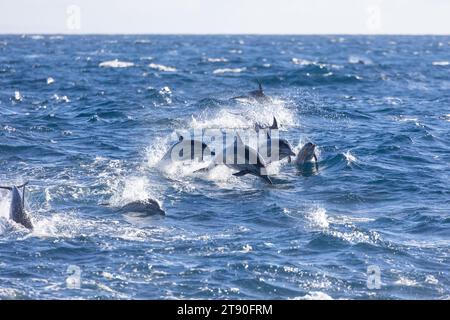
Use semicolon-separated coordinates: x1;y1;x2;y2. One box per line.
118;198;165;216
195;134;273;184
295;142;318;167
233;80;272;104
0;182;33;230
162;134;215;162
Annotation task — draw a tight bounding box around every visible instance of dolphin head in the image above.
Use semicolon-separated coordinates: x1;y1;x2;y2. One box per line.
296;142;317;165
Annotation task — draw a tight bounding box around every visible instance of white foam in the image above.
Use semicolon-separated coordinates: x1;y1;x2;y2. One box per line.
207;57;228;63
432;61;449;66
47;77;55;85
14;91;22;101
213;67;246;74
99;59;134;68
292;58;313;65
343;150;357;164
395;277;418;287
148;63;177;72
293;292;333;300
52;94;70;103
306;207;330;229
425;275;439;285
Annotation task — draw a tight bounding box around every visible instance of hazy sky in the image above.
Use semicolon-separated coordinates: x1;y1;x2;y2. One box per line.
1;0;449;34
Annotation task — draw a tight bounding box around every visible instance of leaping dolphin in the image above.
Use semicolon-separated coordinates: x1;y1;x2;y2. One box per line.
195;134;273;184
0;182;33;230
232;80;272;104
162;134;215;162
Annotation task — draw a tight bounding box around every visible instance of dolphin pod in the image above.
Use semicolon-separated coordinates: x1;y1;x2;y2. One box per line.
0;182;33;230
1;81;319;227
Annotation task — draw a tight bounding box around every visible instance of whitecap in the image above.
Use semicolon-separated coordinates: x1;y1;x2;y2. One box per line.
99;59;134;68
432;61;449;66
306;207;329;229
2;125;16;133
292;58;313;65
207;57;228;63
212;67;246;74
47;77;55;85
52;94;70;103
148;63;177;72
292;292;333;300
395;277;418;287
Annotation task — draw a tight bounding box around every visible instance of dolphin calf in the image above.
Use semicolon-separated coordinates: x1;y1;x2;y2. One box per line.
162;135;215;162
233;80;272;104
196;134;273;184
118;198;165;216
295;142;318;167
0;182;33;230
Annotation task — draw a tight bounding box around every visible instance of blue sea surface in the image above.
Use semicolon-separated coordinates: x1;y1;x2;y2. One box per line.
0;35;449;299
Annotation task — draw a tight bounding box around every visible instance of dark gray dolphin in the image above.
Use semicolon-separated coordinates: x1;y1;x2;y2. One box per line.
0;182;33;230
162;135;215;162
295;142;318;167
118;198;165;216
195;134;273;184
233;81;272;104
259;134;295;163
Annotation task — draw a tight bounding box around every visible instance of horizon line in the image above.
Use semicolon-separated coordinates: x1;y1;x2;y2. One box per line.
1;33;450;36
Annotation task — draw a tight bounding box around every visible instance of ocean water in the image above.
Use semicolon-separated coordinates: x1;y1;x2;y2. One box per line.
0;35;449;299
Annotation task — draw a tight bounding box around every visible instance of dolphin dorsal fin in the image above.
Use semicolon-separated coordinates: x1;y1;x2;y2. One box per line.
235;132;245;146
270;117;279;129
257;79;263;93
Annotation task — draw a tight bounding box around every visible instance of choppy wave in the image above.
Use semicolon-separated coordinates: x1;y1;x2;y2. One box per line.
148;63;177;72
0;35;449;299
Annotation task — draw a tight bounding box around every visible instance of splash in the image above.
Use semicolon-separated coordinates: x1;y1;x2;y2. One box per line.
148;63;177;72
343;150;357;164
